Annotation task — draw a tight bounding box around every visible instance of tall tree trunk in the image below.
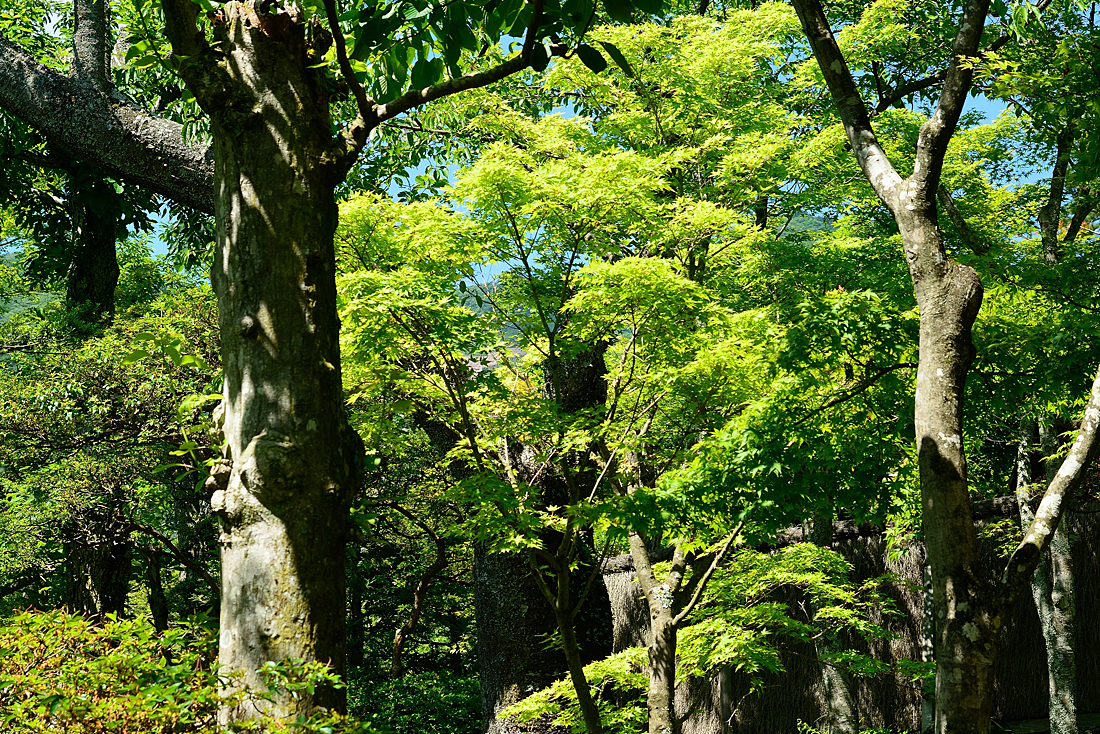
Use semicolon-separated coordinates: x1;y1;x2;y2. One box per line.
1037;420;1078;734
163;1;363;722
646;611;677;734
899;207;990;734
628;532;683;734
64;485;134;618
474;546;544;734
144;548;170;633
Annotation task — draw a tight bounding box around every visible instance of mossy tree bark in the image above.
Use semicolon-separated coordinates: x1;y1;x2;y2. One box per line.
162;0;364;721
790;1;1100;731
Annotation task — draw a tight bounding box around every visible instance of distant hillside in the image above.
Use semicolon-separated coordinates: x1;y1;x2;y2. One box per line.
786;215;833;234
1;251;55;326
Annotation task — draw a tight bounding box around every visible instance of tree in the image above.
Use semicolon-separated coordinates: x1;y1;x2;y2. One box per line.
0;0;643;723
790;1;1100;731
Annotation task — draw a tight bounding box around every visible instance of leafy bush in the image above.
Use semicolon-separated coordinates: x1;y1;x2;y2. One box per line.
348;670;481;734
0;610;373;733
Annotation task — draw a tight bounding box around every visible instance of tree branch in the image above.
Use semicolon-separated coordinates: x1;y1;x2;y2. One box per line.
71;0;111;89
938;184;987;254
1063;186;1094;247
790;0;902;205
1038;123;1075;264
0;33;215;213
370;0;547;126
911;0;992;191
386;502;448;677
870;35;1010;117
129;523;220;599
321;0;374;135
997;364;1100;610
872;69;947;115
672;521;744;626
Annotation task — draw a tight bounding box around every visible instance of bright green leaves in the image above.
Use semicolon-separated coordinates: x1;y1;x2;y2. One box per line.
677;544;891;684
122;330;210;372
504;543;892;732
0;611;372;733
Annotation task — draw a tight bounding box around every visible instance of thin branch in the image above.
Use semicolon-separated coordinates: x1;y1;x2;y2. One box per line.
128;523;220;599
791;363;918;429
1063;185;1094;248
790;0;902;205
938;184;987;255
672;521;744;626
1038;123;1076;264
386;501;448;677
871;32;1010;116
371;0;548;125
996;364;1100;610
569;533;612;623
322;0;374;129
911;0;993;190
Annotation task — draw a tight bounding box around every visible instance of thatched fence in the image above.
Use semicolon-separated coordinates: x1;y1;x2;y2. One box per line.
601;497;1100;733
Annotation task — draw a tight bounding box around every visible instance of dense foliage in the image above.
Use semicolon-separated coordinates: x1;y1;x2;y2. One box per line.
1;0;1099;732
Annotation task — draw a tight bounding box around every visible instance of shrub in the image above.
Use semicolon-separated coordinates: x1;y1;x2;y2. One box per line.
0;610;373;733
349;670;481;734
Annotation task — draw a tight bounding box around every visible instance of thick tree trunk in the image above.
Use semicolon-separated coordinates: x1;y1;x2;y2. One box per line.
66;179;119;318
899;206;990;734
64;484;134;618
474;546;544;734
163;1;363;722
64;537;132;617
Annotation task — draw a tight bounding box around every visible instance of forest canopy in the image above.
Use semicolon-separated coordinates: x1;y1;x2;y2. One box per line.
1;0;1099;733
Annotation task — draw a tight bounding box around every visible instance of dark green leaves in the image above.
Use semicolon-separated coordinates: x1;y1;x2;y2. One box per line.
599;40;635;77
530;42;551;72
575;43;607;73
631;0;663;15
603;0;632;23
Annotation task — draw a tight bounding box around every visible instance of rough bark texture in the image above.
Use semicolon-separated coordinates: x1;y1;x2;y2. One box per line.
161;0;363;722
1023;421;1079;734
475;546;571;734
63;482;134;618
630;533;682;734
64;538;132;617
0;33;215;213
